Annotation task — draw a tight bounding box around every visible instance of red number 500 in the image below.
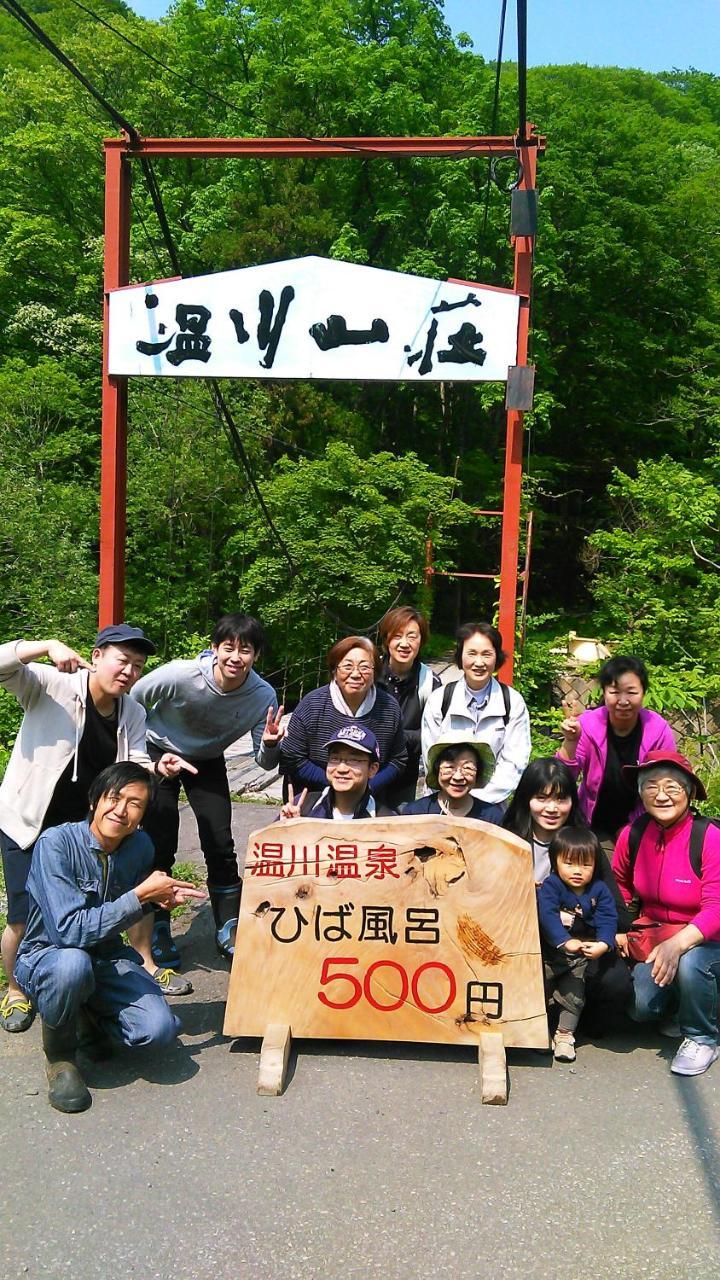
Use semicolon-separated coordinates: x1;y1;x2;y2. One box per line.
317;957;456;1014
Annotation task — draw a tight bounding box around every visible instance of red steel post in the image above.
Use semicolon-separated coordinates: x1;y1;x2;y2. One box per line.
497;129;539;680
99;142;131;626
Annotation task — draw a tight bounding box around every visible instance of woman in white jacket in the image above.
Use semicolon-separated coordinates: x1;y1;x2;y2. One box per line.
421;622;531;808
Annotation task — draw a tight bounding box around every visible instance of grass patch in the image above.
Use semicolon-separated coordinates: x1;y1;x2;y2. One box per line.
229;791;278;805
171;860;205;919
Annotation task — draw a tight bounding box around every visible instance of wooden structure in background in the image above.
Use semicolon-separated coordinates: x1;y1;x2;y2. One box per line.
224;815;548;1103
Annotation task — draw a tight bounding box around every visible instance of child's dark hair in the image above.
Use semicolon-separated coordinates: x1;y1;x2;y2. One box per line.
548;825;601;874
212;612;265;653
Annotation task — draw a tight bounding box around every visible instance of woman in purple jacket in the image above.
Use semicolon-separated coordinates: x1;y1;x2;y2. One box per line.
556;656;675;843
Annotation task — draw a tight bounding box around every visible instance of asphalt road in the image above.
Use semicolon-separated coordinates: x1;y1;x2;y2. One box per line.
2;801;719;1280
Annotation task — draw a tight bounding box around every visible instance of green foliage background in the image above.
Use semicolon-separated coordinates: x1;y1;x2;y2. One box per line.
0;0;719;722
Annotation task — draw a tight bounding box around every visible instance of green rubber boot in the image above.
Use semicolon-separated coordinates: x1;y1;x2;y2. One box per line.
42;1019;92;1113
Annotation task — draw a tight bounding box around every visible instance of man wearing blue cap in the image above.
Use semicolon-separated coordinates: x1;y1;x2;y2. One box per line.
280;725;397;821
0;626;194;1032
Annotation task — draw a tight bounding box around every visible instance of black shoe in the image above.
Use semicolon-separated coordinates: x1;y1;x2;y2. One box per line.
151;920;181;970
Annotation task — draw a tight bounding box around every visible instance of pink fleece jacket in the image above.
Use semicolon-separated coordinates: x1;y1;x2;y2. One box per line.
557;704;676;824
612;810;720;943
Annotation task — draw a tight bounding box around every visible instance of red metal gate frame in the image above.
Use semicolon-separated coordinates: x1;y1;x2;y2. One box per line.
101;130;543;678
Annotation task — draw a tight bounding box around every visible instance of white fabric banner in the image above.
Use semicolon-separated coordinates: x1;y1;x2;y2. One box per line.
108;256;519;382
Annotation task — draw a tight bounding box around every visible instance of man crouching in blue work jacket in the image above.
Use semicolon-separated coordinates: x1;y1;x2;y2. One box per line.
14;762;207;1114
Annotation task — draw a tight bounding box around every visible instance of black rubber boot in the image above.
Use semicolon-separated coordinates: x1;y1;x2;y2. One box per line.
77;1007;114;1062
42;1019;92;1113
208;883;242;961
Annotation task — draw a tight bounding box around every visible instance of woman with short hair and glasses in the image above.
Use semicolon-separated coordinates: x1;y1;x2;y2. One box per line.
613;751;720;1077
280;635;407;799
401;734;506;824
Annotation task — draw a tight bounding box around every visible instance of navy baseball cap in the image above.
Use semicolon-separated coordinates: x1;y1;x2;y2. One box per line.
94;624;156;655
323;724;381;761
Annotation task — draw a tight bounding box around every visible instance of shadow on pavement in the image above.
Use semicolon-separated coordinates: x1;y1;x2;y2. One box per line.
81;1038;200;1091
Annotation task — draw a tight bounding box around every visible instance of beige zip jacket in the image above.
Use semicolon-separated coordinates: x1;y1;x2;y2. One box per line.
0;640;151;848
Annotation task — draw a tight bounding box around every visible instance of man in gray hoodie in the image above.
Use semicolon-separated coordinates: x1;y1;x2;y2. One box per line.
131;612;283;969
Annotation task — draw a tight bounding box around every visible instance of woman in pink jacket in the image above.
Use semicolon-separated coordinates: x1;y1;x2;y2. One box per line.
557;656;675;842
612;751;720;1077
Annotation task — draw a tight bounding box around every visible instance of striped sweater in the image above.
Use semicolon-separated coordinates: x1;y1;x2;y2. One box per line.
280;684;407;796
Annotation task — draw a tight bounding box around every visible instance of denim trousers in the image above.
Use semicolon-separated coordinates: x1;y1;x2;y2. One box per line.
16;947;181;1045
629;942;720;1045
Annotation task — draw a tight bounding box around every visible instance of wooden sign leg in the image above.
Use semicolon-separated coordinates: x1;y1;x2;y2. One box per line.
478;1031;508;1105
257;1024;292;1096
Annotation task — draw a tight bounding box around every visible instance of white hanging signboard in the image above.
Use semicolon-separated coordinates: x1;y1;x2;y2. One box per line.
108;255;519;382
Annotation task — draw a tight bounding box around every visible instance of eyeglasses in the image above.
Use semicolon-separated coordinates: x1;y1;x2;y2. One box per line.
640;780;686;799
438;762;478;778
336;662;374;677
327;755;367;771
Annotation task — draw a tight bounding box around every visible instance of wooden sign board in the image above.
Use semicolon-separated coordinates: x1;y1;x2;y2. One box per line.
225;816;548;1101
108;256;519;383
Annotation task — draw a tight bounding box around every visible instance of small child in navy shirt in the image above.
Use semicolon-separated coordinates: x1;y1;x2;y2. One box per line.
537;826;618;1063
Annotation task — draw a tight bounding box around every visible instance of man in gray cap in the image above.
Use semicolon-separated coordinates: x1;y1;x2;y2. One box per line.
0;625;194;1032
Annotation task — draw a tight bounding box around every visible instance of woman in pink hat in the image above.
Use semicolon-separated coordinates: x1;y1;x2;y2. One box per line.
612;751;720;1077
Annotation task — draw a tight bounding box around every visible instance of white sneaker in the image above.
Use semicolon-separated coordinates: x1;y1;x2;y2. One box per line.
670;1038;719;1076
553;1031;576;1063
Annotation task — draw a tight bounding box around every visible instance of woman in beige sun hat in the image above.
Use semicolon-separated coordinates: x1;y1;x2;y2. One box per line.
401;732;505;825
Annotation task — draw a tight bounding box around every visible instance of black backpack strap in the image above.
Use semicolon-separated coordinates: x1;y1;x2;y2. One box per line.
630;811;717;880
441;680;457;719
689;815;713;880
628;813;652;871
441;679;511;726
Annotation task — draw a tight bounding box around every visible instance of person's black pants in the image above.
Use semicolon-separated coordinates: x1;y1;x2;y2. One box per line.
144;745;240;890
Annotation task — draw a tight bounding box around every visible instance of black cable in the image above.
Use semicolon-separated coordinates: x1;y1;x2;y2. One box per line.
480;0;508;249
130;190;167;276
517;0;528;142
138;156;183;275
0;0;140;143
56;0;511;163
0;0;419;636
67;0;247;119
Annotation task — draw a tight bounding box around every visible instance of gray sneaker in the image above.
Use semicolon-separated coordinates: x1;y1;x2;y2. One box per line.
152;967;194;997
670;1038;718;1076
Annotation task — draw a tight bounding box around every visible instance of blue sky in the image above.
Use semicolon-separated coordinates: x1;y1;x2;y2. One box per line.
129;0;720;75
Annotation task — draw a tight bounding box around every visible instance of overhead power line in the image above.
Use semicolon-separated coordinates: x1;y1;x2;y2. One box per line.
0;0;139;142
516;0;528;141
0;0;422;636
67;0;249;120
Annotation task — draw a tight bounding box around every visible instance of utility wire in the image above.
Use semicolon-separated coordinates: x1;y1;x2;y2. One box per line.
67;0;247;119
516;0;528;142
0;0;140;142
480;0;508;249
